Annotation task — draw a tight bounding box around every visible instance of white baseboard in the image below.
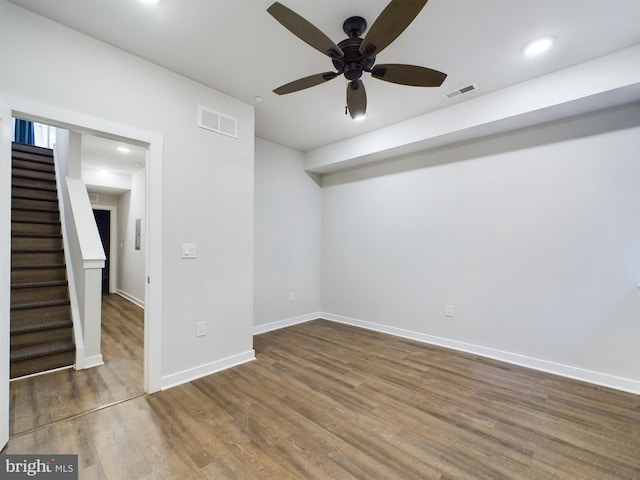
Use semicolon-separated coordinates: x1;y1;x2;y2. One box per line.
74;344;85;370
253;312;321;335
83;354;104;369
116;289;145;309
161;350;256;391
321;313;640;396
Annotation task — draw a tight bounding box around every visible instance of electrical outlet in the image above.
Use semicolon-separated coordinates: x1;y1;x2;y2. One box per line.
445;304;454;317
182;243;197;259
196;321;206;337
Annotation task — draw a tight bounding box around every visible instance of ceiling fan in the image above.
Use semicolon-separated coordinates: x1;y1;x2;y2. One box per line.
267;0;447;120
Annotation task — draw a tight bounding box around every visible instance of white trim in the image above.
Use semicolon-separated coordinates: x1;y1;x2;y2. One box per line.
83;354;104;369
66;177;106;266
253;312;321;335
161;350;256;391
9;365;73;381
2;93;163;395
116;289;145;309
83;259;105;269
0;102;11;450
322;312;640;395
144;139;162;394
52;143;85;370
73;343;85;371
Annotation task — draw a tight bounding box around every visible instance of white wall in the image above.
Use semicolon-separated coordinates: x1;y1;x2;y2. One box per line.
0;0;255;388
117;168;146;306
321;104;640;391
253;139;322;332
90;193;120;207
82;168;131;192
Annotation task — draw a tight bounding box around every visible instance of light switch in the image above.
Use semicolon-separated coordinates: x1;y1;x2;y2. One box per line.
197;321;206;337
445;304;454;317
182;243;197;259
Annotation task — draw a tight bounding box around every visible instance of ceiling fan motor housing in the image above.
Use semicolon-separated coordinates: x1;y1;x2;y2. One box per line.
333;36;376;81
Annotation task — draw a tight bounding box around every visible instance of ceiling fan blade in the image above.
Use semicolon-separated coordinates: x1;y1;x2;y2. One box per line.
360;0;429;57
273;72;338;95
347;80;367;119
267;2;344;58
371;64;447;86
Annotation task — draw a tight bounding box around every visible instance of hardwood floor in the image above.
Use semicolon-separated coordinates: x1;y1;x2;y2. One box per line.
5;319;640;479
9;293;144;436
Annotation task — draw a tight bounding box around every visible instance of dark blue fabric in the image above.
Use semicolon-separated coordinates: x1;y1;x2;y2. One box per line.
14;119;35;145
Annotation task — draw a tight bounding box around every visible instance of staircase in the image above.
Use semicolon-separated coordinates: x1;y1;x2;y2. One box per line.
10;142;75;379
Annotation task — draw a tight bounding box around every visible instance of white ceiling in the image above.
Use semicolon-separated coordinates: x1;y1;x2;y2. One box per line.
9;0;640;152
81;134;146;195
82;134;146;175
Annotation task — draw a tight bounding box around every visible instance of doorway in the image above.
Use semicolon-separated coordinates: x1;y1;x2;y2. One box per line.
7;125;150;436
93;209;110;294
1;103;163;450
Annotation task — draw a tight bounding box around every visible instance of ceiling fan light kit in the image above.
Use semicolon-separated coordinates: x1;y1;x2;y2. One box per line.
267;0;447;120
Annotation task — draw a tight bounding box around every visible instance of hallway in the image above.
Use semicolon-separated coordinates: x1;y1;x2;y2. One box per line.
9;294;144;436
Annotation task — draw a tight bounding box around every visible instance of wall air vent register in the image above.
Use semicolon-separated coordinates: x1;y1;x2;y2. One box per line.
197;106;238;138
444;83;479;100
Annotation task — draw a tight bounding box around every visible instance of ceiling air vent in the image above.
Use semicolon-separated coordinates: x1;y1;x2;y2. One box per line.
88;193;99;203
444;83;478;100
198;106;238;139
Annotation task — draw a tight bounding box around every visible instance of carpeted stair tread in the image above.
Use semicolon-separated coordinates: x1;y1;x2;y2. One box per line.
11;219;60;225
12;205;58;213
10;299;70;311
12;194;57;202
11;180;56;191
12;232;61;238
11;161;55;173
11;280;68;289
10;340;75;363
11;317;72;336
11;170;56;182
12;142;54;154
12;172;55;180
11;248;64;254
10;183;57;193
11;161;54;169
11;263;66;270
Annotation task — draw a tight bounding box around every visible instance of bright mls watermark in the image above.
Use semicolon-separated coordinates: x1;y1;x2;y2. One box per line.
0;455;77;479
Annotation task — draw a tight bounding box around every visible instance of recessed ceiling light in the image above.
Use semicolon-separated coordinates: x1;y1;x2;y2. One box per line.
253;96;264;103
117;146;131;153
139;0;159;4
523;36;555;56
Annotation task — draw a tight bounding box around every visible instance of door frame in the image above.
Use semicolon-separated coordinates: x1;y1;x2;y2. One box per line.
0;101;11;450
0;96;163;431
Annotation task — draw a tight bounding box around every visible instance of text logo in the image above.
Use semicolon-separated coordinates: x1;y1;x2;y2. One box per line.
1;455;77;479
